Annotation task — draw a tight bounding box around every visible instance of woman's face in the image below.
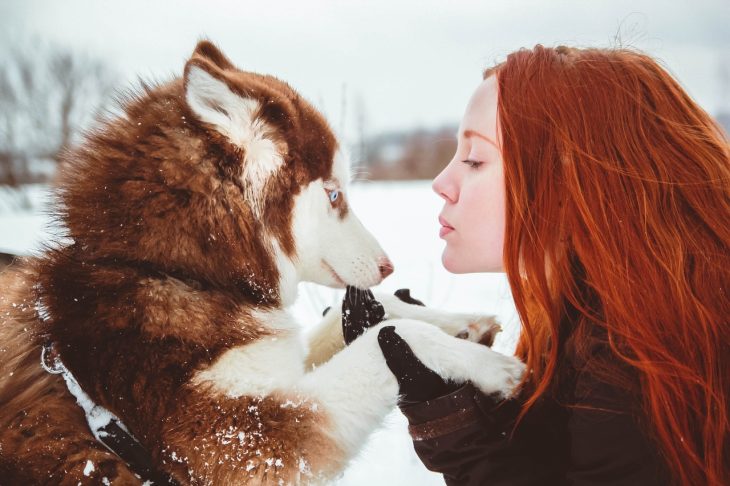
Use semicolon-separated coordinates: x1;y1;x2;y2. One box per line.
432;76;505;273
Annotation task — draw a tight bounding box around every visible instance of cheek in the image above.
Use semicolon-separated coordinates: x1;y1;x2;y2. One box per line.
465;173;504;233
477;188;505;251
291;183;328;253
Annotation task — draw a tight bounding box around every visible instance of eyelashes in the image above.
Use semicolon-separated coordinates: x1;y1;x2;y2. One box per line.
461;159;484;169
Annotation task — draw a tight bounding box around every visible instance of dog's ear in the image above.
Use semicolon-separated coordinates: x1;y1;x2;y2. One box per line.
183;57;284;211
191;40;235;70
183;58;255;137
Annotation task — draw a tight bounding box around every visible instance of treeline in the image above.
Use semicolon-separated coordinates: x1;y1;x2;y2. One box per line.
357;126;458;180
0;38;453;186
0;41;117;186
1;42;728;186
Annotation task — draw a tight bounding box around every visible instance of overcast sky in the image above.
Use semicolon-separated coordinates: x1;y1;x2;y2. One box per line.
1;0;728;142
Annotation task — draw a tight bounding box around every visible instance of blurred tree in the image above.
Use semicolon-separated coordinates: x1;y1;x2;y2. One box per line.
364;126;457;180
0;41;117;186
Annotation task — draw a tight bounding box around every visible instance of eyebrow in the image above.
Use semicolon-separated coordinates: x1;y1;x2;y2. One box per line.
461;129;500;149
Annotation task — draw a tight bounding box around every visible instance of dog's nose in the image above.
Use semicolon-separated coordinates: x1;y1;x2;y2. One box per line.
378;257;394;279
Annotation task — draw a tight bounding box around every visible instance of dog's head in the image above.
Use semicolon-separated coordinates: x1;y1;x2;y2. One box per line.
59;41;391;304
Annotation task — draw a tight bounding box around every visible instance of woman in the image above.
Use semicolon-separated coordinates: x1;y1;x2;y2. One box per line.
344;45;729;485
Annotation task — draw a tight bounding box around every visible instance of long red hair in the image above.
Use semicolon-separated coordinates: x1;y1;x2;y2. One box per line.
490;45;729;485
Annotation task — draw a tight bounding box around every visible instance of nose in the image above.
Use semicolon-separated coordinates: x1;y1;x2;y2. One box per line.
432;164;457;203
378;257;394;279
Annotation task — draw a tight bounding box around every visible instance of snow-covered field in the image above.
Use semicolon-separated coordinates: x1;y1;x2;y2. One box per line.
0;181;519;485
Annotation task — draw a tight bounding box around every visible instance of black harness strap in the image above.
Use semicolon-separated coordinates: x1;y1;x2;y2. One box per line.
96;420;179;485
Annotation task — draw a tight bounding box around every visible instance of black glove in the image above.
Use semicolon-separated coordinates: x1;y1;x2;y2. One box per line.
340;287;426;344
341;285;386;345
394;288;426;306
343;287;462;403
377;325;462;404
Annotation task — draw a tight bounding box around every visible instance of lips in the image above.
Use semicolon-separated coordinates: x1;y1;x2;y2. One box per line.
439;215;454;238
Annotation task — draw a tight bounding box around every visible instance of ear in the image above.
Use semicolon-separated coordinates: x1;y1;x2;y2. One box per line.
183;59;257;136
183;60;284;211
191;40;235;70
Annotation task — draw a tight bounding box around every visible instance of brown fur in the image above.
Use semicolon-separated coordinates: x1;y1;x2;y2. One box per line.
0;41;345;484
0;251;16;271
0;264;142;484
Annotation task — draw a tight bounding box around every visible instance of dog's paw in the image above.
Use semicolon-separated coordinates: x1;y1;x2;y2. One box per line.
389;320;523;399
454;315;502;347
468;348;525;399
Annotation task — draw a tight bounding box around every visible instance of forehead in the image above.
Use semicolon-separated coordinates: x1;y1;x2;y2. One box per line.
460;76;499;141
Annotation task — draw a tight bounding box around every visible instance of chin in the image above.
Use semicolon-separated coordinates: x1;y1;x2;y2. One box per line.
442;249;504;274
441;250;468;274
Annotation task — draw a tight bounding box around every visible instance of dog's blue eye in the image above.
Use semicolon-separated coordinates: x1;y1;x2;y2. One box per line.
329;190;339;203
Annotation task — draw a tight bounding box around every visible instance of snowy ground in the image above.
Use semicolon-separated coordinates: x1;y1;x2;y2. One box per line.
0;182;520;485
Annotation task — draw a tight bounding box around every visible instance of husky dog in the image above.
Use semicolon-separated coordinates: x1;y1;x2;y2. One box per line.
0;41;524;485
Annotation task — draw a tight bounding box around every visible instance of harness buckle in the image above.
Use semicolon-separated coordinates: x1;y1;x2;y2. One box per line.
41;341;64;374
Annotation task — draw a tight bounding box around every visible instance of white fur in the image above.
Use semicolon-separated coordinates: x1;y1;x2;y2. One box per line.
332;151;351;188
375;292;501;339
192;309;305;397
382;320;523;396
185;65;284;213
271;239;299;307
304;304;345;369
289;152;387;290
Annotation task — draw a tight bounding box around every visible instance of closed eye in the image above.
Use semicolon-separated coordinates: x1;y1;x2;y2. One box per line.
462;159;484;169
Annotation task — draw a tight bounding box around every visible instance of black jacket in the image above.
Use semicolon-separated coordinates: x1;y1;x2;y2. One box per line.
399;362;672;485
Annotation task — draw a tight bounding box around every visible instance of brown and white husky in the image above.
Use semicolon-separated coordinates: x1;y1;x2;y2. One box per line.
0;41;524;485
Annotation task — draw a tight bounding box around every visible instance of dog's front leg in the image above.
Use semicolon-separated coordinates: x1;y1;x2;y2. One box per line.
304;305;345;369
374;292;503;345
304;291;503;369
297;318;524;473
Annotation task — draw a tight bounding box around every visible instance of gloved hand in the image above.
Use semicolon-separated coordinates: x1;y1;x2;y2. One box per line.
377;326;462;404
341;285;386;344
341;287;464;403
394;288;425;306
340;287;427;344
